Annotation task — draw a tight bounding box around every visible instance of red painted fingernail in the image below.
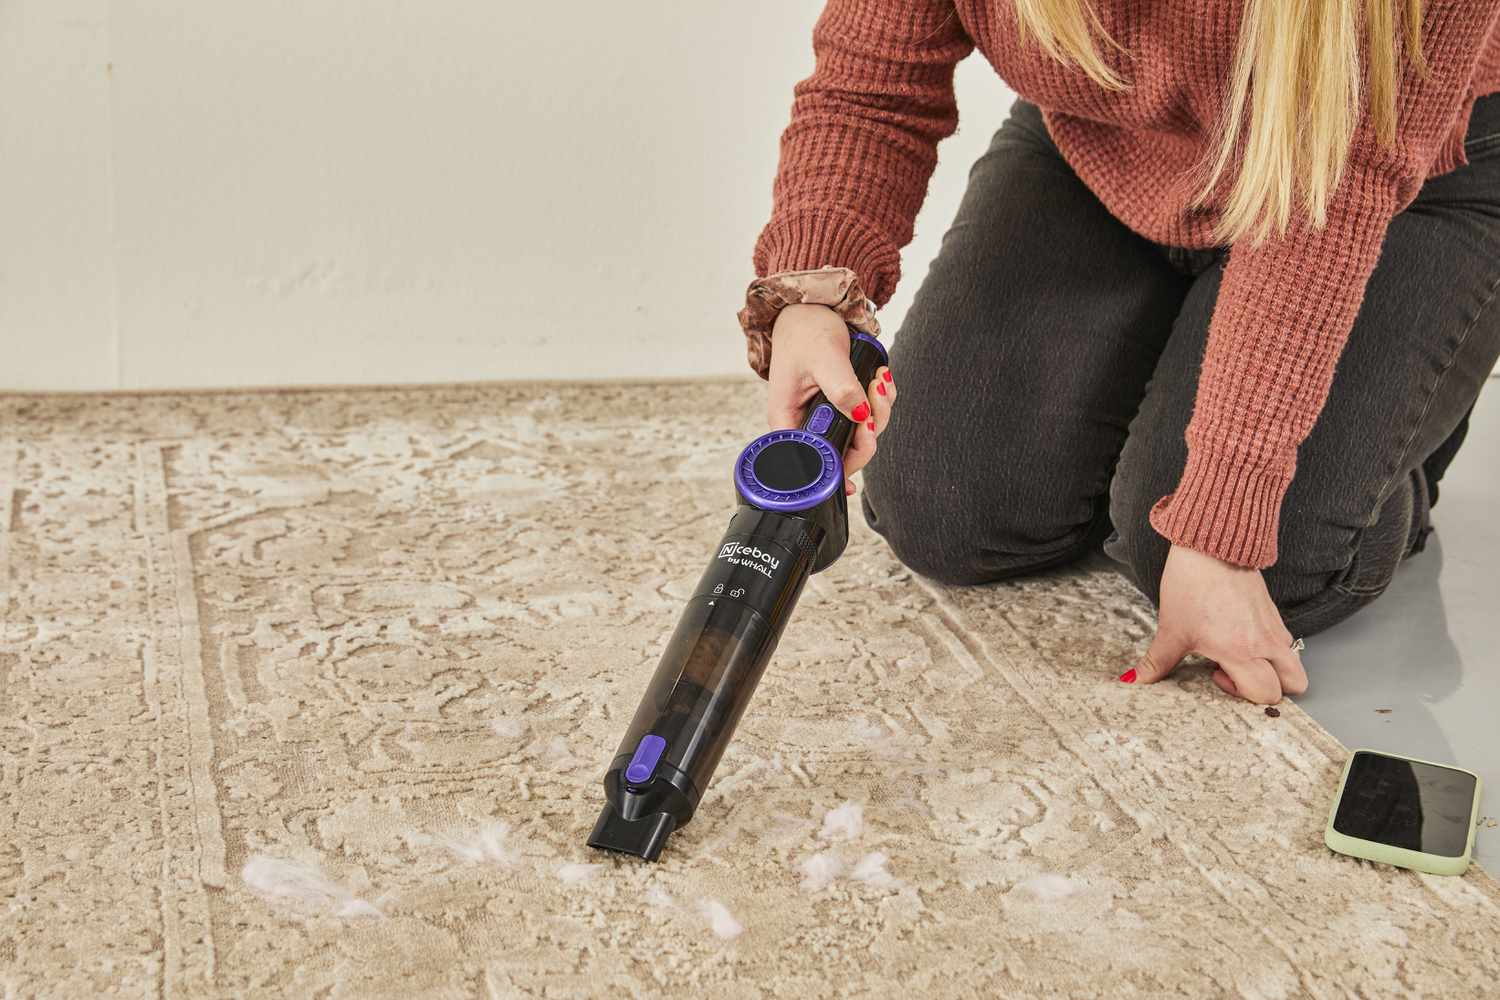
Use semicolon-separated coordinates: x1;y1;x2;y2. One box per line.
845;481;855;495
876;382;887;396
882;370;893;383
851;402;870;422
1118;668;1137;683
866;420;876;431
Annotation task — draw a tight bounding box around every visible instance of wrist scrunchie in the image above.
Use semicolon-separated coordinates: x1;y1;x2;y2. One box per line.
736;266;882;380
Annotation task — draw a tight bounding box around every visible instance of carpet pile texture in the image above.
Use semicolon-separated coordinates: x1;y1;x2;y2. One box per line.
2;383;1497;998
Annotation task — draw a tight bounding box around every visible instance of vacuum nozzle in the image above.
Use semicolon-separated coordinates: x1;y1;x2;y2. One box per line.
587;807;677;861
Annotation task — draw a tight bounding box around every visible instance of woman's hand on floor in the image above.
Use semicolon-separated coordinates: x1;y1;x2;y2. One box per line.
1125;544;1309;704
768;304;895;496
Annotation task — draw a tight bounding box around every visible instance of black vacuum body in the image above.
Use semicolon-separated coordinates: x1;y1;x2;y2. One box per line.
588;331;887;861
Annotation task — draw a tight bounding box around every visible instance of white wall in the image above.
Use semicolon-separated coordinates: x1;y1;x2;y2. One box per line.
0;1;1013;391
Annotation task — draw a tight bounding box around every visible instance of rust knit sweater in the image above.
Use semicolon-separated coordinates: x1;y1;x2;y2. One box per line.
752;0;1500;568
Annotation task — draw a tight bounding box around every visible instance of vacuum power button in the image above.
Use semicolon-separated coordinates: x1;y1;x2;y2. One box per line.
806;403;834;435
624;734;667;784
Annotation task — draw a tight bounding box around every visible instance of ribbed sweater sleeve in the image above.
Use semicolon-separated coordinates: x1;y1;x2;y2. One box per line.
753;0;973;307
1150;1;1500;567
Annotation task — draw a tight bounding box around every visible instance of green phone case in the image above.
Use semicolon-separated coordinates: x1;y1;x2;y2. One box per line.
1324;748;1483;877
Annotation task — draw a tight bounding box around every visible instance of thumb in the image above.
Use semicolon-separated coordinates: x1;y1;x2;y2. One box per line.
808;353;871;424
1125;629;1192;685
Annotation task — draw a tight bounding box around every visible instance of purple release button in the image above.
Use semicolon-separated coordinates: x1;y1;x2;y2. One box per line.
624;734;667;785
806;403;834;436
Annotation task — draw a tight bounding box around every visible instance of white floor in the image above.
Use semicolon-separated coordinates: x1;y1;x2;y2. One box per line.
1299;380;1500;869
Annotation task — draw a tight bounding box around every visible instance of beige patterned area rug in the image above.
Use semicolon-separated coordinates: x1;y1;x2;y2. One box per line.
2;382;1497;999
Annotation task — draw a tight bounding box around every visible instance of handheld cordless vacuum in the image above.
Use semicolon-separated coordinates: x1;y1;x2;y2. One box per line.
587;329;888;861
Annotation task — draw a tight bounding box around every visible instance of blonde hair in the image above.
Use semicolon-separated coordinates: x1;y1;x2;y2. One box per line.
1011;0;1427;242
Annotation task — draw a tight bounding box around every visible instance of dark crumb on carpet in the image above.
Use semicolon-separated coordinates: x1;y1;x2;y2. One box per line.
1375;708;1392;714
1264;707;1281;718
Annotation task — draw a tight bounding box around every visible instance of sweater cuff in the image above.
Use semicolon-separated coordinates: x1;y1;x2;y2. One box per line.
753;209;902;308
1148;446;1295;569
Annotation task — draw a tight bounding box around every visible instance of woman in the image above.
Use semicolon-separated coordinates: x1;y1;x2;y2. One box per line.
737;0;1500;705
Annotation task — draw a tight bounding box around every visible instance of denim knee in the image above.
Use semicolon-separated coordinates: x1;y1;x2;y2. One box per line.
1107;459;1421;635
861;452;1108;586
860;463;997;585
1267;472;1420;636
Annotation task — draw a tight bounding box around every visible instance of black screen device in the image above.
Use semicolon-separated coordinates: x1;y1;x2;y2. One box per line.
1325;749;1482;875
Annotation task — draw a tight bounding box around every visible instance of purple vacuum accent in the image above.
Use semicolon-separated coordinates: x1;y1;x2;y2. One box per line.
806;403;834;436
733;429;842;513
850;332;888;365
625;734;667;784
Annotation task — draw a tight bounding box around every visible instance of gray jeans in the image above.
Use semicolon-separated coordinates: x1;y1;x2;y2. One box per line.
861;96;1500;637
